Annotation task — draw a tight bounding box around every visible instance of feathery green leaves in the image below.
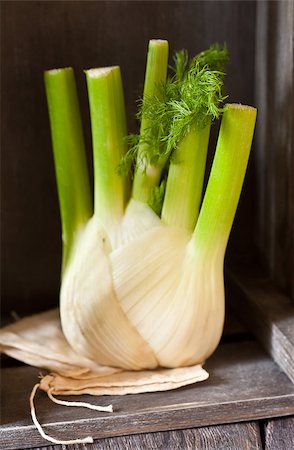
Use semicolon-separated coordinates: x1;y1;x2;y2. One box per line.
189;43;229;72
119;44;229;175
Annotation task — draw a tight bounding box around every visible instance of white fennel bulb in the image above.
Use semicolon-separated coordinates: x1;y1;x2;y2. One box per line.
45;40;256;370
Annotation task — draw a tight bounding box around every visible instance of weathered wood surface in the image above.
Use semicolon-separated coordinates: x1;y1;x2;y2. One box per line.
33;422;263;450
227;267;294;383
254;0;294;299
1;341;294;449
31;418;294;450
265;416;294;450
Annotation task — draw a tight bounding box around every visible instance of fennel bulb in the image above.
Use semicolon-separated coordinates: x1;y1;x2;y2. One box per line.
45;40;256;370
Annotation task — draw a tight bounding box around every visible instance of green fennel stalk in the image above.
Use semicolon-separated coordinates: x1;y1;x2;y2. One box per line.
86;66;128;229
132;39;169;203
161;123;211;232
192;104;257;256
44;68;92;271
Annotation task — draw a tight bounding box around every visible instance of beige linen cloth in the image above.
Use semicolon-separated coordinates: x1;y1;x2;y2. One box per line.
0;308;208;444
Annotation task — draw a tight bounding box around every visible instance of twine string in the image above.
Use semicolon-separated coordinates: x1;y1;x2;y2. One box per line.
30;382;113;445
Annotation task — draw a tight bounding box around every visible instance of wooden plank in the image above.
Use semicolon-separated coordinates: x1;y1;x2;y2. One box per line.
265;416;294;450
33;421;263;450
227;266;294;383
1;341;293;449
254;0;294;299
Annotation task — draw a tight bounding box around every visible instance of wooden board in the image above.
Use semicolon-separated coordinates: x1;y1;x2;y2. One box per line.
254;0;294;299
33;421;263;450
228;267;294;383
1;340;294;449
265;416;294;450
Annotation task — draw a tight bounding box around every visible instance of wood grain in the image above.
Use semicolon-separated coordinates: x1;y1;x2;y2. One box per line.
265;416;294;450
33;422;263;449
227;266;294;383
254;0;294;299
1;341;294;449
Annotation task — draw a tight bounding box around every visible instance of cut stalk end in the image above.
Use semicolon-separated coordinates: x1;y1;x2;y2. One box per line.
85;66;120;78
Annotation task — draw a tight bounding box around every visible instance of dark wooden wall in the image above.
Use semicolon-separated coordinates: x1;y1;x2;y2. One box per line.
1;1;257;316
254;0;294;300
